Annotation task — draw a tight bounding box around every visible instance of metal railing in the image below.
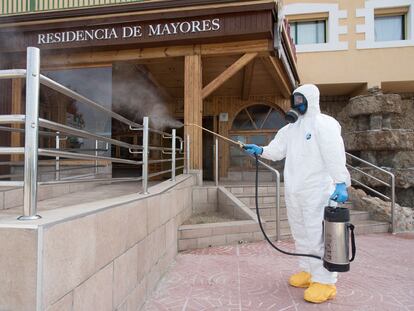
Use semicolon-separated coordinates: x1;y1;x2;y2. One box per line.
253;158;281;241
346;152;396;233
214;138;282;241
0;0;147;16
0;47;188;220
213;139;396;238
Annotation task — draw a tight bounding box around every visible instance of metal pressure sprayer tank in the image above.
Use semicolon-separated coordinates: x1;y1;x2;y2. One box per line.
323;204;356;272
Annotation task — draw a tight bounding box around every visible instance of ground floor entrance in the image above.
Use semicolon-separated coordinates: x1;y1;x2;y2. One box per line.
0;0;299;183
0;53;295;182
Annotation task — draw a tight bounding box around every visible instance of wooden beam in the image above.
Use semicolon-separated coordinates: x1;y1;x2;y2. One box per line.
260;56;291;99
184;54;203;170
40;40;269;69
200;40;270;56
202;52;257;99
242;60;255;100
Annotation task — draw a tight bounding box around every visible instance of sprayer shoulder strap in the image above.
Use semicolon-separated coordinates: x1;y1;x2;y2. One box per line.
349;223;356;262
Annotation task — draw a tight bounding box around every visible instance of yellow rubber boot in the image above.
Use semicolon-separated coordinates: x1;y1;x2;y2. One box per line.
288;271;311;288
304;282;337;303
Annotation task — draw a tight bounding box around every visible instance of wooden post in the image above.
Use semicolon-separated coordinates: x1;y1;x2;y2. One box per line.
184;54;203;170
242;60;255;100
11;78;22;162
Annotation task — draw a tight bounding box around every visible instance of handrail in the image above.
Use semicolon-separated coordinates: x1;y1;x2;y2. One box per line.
40;74;143;130
0;125;67;138
213;135;282;241
0;47;188;220
0;165;106;179
346;164;391;187
0;71;180;140
40;74;177;139
0;69;26;79
254;156;282;241
345;152;396;233
346;152;394;176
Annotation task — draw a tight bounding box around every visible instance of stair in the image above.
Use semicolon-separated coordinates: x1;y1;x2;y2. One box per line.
225;184;390;239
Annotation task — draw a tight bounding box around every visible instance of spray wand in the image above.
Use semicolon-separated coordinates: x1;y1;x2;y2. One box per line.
185;123;245;148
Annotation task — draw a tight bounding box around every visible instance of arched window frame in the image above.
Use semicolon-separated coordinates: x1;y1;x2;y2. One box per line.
228;103;286;170
229;103;286;134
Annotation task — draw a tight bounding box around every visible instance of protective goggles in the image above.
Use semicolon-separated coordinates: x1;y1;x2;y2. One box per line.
285;92;308;123
291;92;308;110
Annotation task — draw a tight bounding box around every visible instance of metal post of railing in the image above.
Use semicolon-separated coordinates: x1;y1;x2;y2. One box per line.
171;129;176;181
19;47;41;220
95;140;99;175
142;117;149;194
255;158;281;242
55;132;60;181
391;174;396;234
215;138;219;186
275;171;280;242
186;134;190;174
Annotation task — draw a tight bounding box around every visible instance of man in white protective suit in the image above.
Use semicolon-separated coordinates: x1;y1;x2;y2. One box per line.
243;84;351;303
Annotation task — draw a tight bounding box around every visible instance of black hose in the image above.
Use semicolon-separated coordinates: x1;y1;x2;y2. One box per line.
254;154;322;260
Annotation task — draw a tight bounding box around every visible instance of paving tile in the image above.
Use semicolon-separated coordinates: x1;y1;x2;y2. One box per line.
144;233;414;311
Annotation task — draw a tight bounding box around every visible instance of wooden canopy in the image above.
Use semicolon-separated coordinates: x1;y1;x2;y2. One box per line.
0;0;299;173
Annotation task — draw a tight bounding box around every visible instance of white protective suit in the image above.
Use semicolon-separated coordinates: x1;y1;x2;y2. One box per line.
261;84;351;284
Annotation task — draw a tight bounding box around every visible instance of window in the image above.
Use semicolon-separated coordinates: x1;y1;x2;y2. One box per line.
231;105;286;131
42;68;112;154
374;15;405;41
229;104;286;169
290;20;326;45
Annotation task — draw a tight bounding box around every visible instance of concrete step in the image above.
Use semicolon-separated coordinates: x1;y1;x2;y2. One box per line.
263;217;290;231
260;229;292;241
260;209;389;234
352;220;390;234
263;218;390;237
260;210;371;226
349;210;371;222
236;193;284;198
234;194;284;206
248;204;366;221
250;206;287;218
221;171;279;182
225;184;284;197
248;202;287;210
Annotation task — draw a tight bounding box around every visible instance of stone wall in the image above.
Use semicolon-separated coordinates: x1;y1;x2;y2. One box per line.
320;91;414;210
0;175;194;311
349;187;414;232
320;95;353;133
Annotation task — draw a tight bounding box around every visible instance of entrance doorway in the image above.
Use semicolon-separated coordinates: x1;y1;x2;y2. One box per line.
202;116;215;181
229;104;286;170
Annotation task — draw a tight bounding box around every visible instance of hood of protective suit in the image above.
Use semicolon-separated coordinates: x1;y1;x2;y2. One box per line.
293;84;320;117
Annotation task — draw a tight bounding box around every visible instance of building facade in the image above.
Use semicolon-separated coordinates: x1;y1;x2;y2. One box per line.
284;0;414;93
0;0;299;182
284;0;414;208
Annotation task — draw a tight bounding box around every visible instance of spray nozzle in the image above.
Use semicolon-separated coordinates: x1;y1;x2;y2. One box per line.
237;141;245;149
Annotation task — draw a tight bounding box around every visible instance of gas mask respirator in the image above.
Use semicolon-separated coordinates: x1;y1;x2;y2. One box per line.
285;92;308;123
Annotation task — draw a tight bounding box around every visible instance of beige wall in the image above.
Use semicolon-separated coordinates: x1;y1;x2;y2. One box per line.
284;0;414;94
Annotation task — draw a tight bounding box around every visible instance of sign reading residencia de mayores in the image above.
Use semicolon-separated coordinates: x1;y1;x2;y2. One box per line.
0;11;272;52
37;18;220;45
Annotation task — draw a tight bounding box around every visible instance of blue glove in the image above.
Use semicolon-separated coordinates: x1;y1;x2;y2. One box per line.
243;144;263;156
330;183;348;203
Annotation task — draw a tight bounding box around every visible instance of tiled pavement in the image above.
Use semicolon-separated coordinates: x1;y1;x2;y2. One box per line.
144;233;414;311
